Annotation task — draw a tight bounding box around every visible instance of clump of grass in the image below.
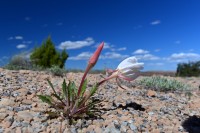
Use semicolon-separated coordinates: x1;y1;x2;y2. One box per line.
48;65;66;77
136;76;191;92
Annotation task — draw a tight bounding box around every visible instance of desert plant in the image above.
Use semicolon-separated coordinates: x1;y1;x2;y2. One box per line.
4;54;32;70
137;76;191;92
49;65;66;77
38;42;144;121
30;36;68;68
176;61;200;77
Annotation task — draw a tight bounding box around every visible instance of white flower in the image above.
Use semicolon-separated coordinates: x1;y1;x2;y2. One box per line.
99;56;144;89
117;56;144;81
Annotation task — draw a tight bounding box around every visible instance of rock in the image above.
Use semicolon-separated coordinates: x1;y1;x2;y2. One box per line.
17;111;35;122
0;98;15;107
0;113;8;121
15;127;22;133
0;116;14;128
94;126;103;133
147;90;156;97
129;123;137;131
21;99;32;105
120;125;127;132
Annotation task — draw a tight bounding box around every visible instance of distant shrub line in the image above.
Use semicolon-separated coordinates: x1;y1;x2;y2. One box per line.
176;61;200;77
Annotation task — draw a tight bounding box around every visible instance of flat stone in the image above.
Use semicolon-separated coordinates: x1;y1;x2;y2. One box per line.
17;111;35;122
0;98;15;106
0;113;8;121
0;116;14;128
21;99;32;105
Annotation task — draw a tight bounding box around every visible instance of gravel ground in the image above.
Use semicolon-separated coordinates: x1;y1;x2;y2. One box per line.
0;68;200;133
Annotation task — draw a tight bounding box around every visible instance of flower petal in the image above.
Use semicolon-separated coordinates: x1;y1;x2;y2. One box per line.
117;56;144;70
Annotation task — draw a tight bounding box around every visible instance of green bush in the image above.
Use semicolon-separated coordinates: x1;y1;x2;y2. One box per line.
49;65;66;76
4;54;31;70
137;76;191;92
30;36;68;69
176;61;200;77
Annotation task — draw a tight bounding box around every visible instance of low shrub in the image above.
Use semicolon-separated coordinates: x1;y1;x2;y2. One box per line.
136;76;191;92
48;65;66;76
4;55;31;70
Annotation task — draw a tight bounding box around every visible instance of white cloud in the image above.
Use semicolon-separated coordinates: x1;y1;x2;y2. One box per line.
171;52;200;59
133;49;149;54
15;36;23;40
8;36;23;40
150;20;161;25
58;37;94;50
136;54;160;60
16;44;27;49
68;52;92;60
102;52;129;59
165;52;200;62
95;42;114;49
117;47;127;51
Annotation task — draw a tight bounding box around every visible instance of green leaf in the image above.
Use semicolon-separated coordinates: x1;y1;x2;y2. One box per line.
62;79;67;99
80;79;87;97
67;81;71;105
47;79;57;95
90;84;98;97
69;81;77;101
37;95;53;105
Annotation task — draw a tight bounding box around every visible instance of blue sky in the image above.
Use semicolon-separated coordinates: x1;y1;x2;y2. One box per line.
0;0;200;71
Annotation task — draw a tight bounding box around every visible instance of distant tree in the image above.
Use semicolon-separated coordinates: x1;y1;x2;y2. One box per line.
30;36;68;68
176;61;200;77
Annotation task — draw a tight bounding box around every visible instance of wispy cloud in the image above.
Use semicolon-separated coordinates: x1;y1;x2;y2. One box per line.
154;49;160;52
147;63;164;66
133;49;149;54
68;52;92;60
58;37;95;50
16;44;27;49
42;24;48;28
134;25;143;30
116;47;127;51
57;22;63;26
15;36;23;40
175;40;181;44
95;42;114;49
69;51;128;60
136;54;160;60
8;37;14;40
150;20;161;25
8;36;23;40
165;52;200;62
25;17;31;21
102;52;129;59
22;41;32;44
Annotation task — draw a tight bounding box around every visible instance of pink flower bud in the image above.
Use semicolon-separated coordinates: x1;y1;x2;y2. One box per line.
89;42;104;67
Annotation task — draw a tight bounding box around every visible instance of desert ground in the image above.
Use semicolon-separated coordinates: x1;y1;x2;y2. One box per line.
0;68;200;133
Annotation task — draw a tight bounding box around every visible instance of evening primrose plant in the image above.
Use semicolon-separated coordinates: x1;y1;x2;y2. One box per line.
38;42;144;120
